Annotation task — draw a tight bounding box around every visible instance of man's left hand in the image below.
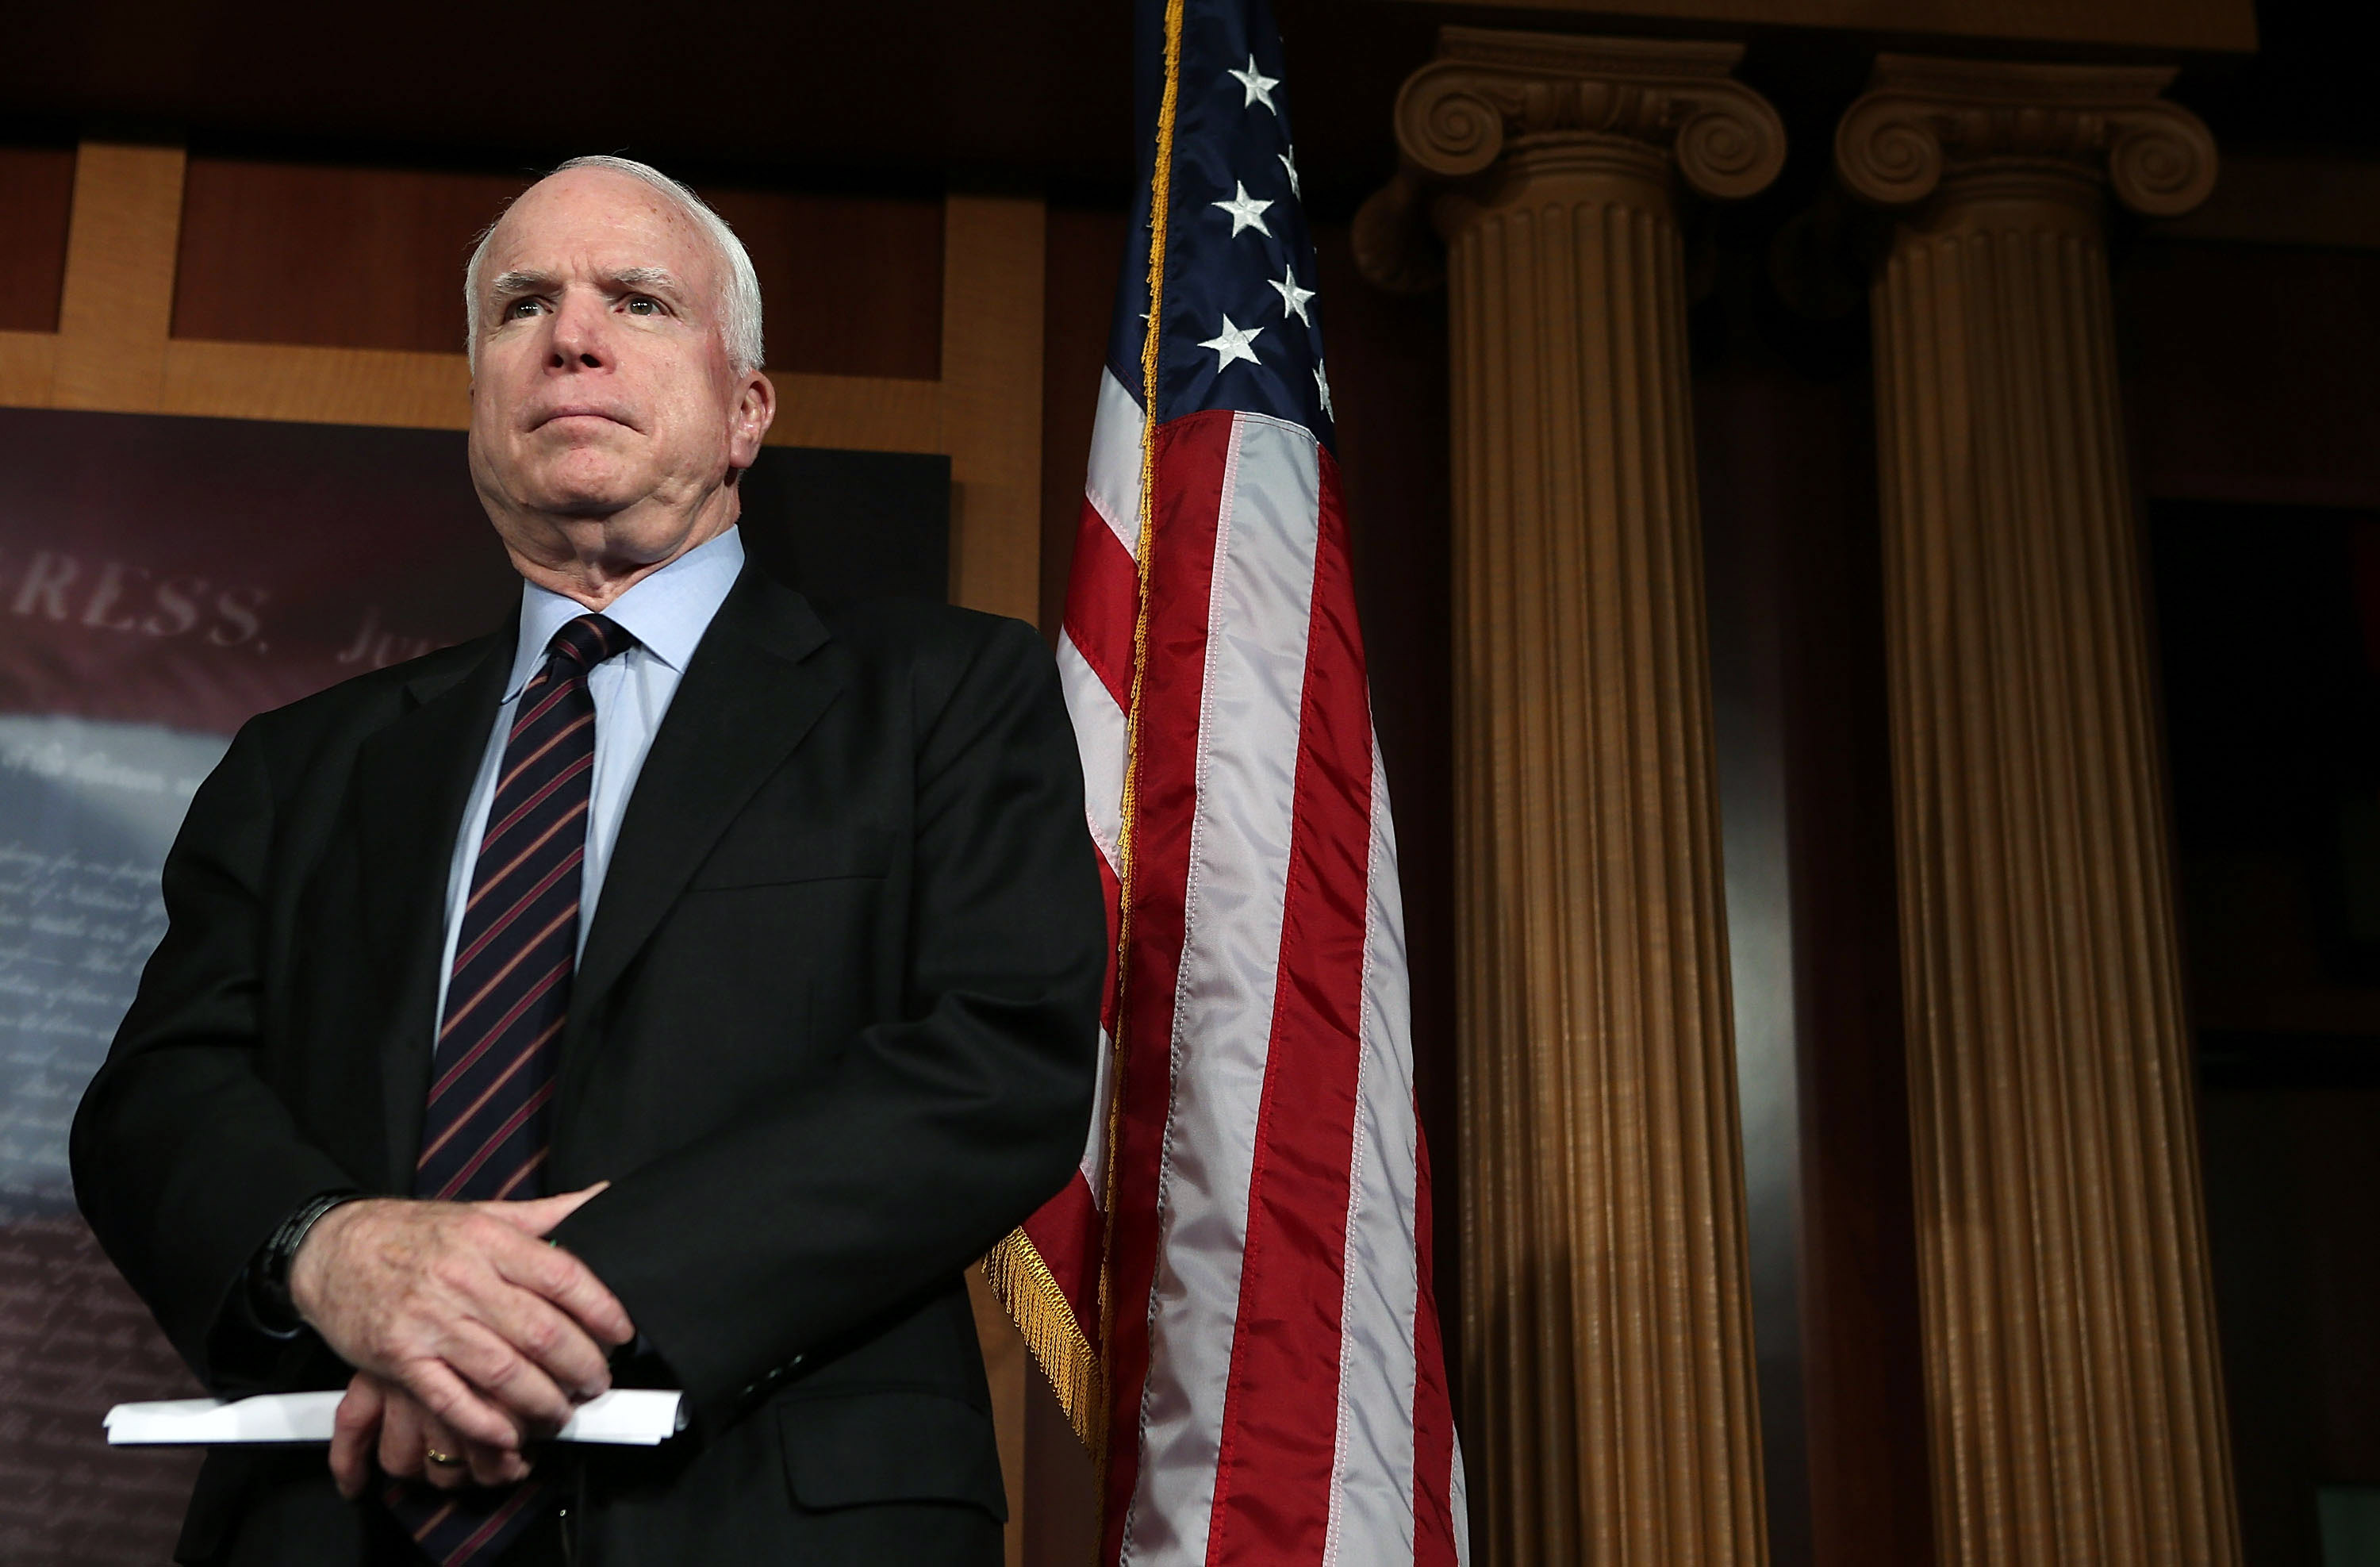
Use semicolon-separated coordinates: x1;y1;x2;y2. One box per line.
330;1370;533;1499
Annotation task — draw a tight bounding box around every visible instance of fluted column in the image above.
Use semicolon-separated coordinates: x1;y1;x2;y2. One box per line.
1365;30;1783;1565
1835;57;2239;1567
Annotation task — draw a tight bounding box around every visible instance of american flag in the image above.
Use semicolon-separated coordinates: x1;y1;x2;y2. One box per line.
982;2;1469;1561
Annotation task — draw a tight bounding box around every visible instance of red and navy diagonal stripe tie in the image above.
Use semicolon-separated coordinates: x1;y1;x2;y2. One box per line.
386;612;628;1565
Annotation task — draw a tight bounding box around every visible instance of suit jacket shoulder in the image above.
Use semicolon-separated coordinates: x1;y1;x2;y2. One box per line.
810;595;1036;670
804;594;1055;747
232;630;509;788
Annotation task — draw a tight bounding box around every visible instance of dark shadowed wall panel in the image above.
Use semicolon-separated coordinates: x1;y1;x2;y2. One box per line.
2126;241;2380;508
1039;205;1128;643
0;144;75;334
1696;321;1933;1567
2198;1086;2380;1565
2121;235;2380;1566
1311;221;1458;1390
1764;372;1933;1567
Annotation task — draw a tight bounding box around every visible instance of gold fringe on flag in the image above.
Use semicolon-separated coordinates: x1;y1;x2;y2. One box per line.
979;1234;1104;1451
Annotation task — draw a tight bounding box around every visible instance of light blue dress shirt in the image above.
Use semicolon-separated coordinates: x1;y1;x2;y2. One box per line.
431;526;746;1042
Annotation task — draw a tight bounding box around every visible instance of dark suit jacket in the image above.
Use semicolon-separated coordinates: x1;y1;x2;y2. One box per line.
70;565;1107;1565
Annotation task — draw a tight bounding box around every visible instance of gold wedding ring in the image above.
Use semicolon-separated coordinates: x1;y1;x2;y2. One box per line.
424;1448;465;1469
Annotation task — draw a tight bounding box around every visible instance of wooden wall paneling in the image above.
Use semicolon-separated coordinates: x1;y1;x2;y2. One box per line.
0;331;56;405
941;194;1045;626
708;187;946;382
52;141;184;412
763;372;942;456
0;144;75;333
173;158;527;355
161;340;471;428
1;141;952;455
171;162;950;378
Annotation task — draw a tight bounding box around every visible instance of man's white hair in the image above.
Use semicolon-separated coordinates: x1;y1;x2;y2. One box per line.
463;155;766;377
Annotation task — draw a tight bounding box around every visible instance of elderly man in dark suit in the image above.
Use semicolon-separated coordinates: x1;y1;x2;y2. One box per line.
70;155;1105;1566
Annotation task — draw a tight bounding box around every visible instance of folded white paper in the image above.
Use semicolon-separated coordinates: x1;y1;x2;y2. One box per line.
106;1388;685;1446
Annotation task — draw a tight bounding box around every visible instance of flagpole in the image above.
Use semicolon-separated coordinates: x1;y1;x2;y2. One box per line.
1094;0;1188;1532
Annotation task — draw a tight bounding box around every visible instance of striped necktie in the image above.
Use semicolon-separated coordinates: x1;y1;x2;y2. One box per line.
387;611;628;1565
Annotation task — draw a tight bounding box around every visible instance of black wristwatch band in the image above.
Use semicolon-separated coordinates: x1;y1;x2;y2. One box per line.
249;1192;360;1334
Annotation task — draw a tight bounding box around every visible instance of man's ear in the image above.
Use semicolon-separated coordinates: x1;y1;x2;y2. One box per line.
730;371;777;470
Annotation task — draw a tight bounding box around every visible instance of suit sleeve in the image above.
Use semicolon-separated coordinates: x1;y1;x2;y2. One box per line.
553;616;1106;1432
69;716;360;1392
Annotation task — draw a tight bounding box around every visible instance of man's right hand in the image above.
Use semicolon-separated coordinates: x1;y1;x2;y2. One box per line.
290;1184;635;1454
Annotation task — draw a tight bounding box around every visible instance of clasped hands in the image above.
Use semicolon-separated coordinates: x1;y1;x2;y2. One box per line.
288;1184;635;1498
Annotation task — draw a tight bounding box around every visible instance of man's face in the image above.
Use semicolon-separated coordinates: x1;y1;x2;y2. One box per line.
466;168;771;577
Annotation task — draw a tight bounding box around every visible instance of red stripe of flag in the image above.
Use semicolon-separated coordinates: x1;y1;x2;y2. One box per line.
1023;1174;1105;1347
1100;409;1236;1561
1065;497;1142;713
1412;1116;1460;1565
1096;850;1123;1032
1205;459;1372;1564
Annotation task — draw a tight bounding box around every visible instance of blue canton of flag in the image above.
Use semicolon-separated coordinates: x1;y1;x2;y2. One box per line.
1107;0;1334;444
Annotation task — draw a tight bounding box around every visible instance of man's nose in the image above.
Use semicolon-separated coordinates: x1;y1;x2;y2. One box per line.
547;290;611;370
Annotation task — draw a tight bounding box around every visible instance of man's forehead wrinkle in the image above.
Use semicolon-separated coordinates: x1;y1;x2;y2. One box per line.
487;208;717;298
486;264;688;301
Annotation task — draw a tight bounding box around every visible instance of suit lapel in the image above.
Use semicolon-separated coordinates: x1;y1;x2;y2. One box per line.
353;632;512;1189
564;570;842;1071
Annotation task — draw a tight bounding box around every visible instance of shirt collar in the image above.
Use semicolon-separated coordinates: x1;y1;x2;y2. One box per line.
504;525;746;701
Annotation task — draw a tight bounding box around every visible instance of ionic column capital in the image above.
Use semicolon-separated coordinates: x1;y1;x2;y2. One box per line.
1357;27;1783;294
1835;54;2217;217
1393;27;1787;198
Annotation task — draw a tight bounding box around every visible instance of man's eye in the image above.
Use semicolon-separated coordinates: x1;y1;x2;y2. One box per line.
624;297;660;317
503;298;543;320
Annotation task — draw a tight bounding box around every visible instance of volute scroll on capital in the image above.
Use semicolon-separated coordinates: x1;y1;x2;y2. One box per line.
1834;56;2217;217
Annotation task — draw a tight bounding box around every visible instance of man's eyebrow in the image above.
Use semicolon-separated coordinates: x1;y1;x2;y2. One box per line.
488;269;559;299
603;266;689;299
